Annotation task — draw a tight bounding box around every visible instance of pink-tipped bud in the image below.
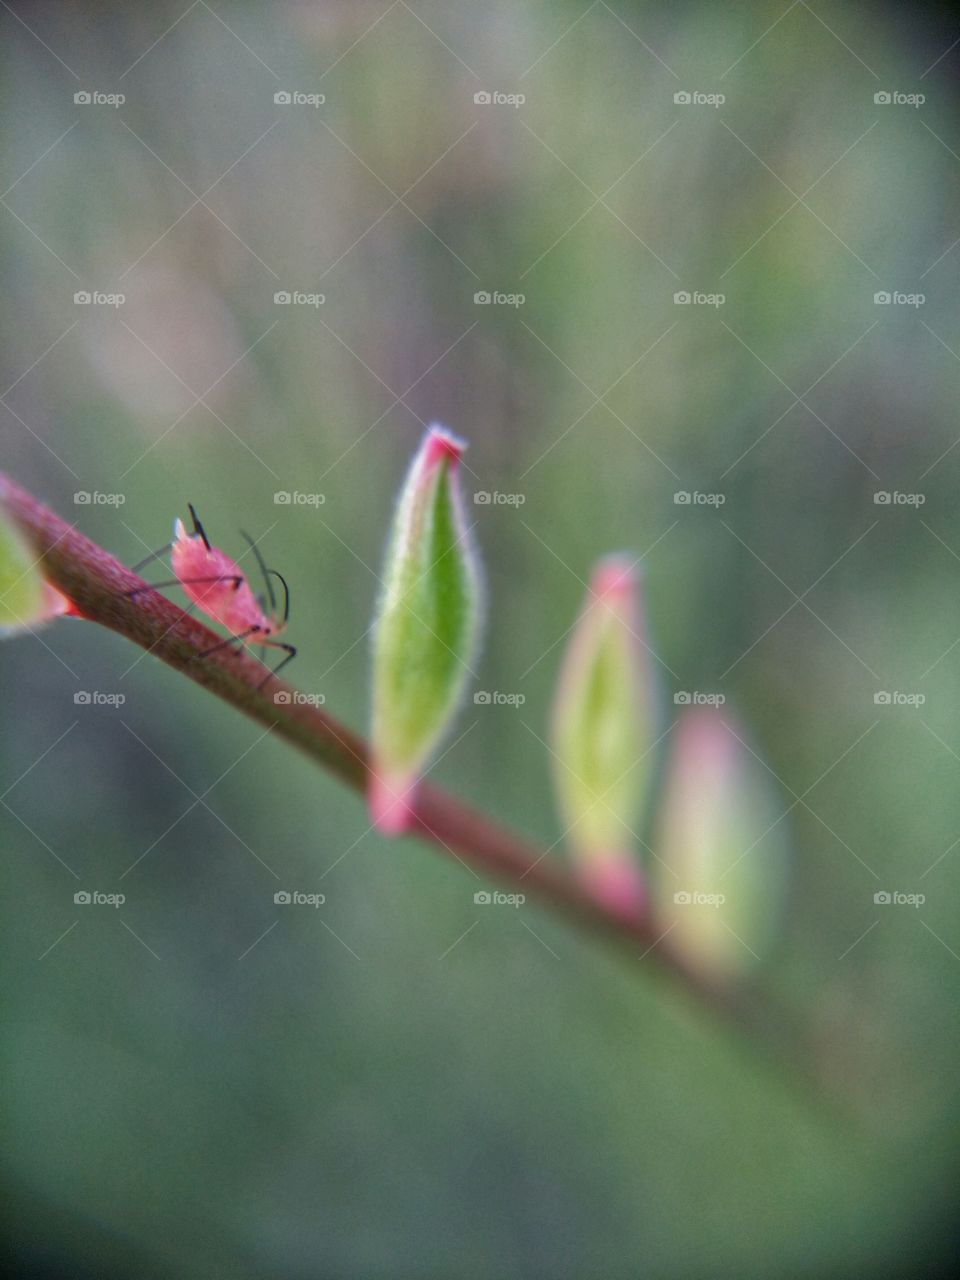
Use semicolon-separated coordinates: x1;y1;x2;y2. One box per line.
1;509;71;637
653;707;788;979
369;425;482;834
549;554;659;915
422;427;465;469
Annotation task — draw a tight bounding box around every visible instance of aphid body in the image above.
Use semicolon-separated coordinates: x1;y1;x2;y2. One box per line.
128;503;296;687
171;518;279;638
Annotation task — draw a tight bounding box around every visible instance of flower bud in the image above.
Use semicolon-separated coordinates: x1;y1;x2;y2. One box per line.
550;555;658;912
654;707;788;979
0;507;69;638
370;425;482;833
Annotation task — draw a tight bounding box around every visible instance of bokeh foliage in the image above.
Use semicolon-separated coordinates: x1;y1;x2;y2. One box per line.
3;2;960;1276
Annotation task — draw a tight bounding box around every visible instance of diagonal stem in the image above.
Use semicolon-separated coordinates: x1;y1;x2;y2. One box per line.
1;470;840;1112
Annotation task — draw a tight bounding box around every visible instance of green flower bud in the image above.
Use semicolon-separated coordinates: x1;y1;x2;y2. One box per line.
654;708;788;979
0;506;68;638
370;425;482;833
550;555;658;912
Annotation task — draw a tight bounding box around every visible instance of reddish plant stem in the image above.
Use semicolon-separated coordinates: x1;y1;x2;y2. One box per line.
1;472;831;1103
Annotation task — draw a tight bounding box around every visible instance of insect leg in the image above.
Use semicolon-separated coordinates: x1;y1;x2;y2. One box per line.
131;542;173;573
255;643;297;692
194;625;262;660
123;575;244;599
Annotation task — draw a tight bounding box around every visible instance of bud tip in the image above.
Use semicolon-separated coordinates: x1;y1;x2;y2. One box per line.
680;706;737;774
591;553;639;601
423;424;465;469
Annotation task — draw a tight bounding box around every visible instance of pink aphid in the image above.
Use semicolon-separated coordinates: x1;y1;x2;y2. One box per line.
171;518;263;634
130;503;295;687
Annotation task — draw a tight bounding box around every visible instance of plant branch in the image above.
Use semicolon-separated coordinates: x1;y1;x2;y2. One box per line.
1;472;834;1107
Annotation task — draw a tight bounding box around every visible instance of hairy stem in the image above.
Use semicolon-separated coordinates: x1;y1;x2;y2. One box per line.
1;472;830;1105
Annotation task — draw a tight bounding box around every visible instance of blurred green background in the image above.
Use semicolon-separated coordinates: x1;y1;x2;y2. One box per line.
3;2;960;1276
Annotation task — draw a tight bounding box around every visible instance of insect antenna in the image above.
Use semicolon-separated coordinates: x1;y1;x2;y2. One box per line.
266;569;291;624
239;529;276;616
187;502;211;550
